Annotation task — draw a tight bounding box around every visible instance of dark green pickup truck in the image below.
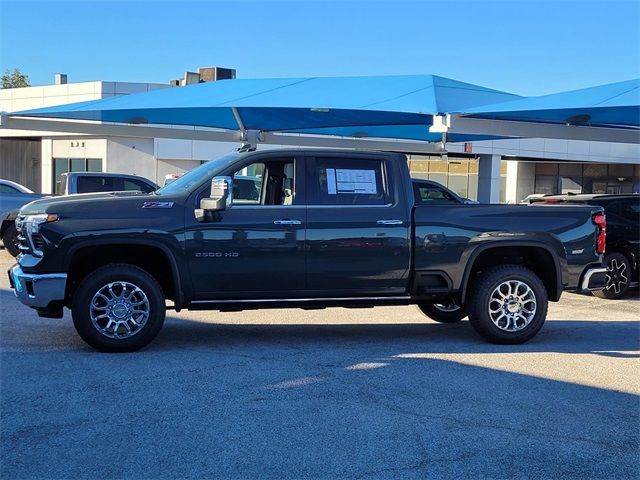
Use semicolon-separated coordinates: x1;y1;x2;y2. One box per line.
9;149;607;351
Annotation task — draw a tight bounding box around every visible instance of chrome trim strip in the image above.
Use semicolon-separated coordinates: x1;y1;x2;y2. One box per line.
307;204;394;209
581;267;608;291
230;204;394;209
191;295;411;304
274;220;302;225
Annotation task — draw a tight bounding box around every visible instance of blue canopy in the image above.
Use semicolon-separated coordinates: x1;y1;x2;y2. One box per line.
12;75;520;141
464;79;640;128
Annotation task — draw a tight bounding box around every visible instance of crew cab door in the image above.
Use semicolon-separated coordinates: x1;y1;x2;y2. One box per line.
184;155;306;298
305;153;411;295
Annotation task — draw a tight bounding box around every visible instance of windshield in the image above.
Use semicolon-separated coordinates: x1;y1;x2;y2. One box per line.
156;151;241;195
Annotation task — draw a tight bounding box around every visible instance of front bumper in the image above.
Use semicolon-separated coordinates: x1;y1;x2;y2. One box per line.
8;264;67;309
580;266;608;292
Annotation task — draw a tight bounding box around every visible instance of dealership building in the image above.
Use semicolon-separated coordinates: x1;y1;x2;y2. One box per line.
1;69;638;202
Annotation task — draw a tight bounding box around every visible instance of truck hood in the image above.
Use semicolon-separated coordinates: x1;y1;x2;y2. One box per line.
19;191;157;215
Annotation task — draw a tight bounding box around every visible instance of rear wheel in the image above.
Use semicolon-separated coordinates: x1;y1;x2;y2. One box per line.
467;265;548;344
72;264;166;352
2;223;20;257
417;301;467;323
593;252;632;299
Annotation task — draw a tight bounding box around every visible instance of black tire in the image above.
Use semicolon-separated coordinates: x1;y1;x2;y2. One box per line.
592;252;632;299
2;223;20;257
417;302;467;323
467;265;548;345
72;264;166;352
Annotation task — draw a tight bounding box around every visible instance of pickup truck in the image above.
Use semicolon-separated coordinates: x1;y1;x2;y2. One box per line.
55;171;157;196
8;149;608;352
1;180;47;257
2;172;158;257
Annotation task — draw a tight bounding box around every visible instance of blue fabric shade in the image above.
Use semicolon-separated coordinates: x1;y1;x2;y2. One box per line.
465;79;640;128
12;75;521;135
11;75;638;144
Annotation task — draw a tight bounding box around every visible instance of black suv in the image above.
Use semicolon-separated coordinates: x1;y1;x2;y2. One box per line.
534;194;639;299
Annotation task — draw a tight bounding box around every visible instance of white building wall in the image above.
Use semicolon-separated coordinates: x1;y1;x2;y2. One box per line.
41;138;53;193
106;137;156;181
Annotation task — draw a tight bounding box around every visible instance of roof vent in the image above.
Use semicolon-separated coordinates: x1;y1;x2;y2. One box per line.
55;73;68;85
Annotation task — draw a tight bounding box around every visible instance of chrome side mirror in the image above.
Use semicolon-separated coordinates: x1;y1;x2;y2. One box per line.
195;176;233;222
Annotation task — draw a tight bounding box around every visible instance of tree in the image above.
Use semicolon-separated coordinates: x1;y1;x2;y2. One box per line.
1;69;30;89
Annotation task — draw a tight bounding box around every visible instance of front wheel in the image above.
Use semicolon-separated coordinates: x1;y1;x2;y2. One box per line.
417;301;467;323
2;223;20;257
592;252;632;299
467;265;548;344
72;264;166;352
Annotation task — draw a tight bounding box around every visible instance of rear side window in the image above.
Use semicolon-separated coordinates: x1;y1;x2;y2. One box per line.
309;157;389;205
123;178;155;193
0;184;20;193
620;198;640;221
77;176;122;193
414;184;459;204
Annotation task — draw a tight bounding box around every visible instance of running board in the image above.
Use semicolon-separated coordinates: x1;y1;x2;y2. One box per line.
187;296;413;311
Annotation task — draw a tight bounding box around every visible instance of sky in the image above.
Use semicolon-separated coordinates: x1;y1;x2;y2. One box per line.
1;0;638;96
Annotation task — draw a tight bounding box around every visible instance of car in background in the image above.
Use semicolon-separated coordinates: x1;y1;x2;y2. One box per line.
163;173;183;187
520;193;550;204
412;178;478;204
0;180;48;256
1;172;158;257
533;193;639;299
56;172;157;195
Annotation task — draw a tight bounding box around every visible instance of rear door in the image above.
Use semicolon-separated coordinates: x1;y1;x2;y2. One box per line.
305;153;411;295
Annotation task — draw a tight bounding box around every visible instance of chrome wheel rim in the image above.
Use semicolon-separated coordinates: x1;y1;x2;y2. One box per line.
90;281;150;339
605;258;628;295
433;301;460;312
488;280;537;332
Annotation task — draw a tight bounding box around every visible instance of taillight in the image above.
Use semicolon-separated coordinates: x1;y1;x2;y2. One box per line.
593;213;606;255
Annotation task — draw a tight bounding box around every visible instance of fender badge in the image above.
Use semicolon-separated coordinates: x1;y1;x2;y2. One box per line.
142;201;174;209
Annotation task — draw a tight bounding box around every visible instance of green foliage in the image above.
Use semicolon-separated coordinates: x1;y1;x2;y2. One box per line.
1;69;30;89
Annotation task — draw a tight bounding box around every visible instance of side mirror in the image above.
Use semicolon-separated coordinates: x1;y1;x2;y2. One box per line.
195;176;233;222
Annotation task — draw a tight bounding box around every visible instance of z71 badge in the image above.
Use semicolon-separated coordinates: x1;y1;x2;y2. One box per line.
142;201;174;209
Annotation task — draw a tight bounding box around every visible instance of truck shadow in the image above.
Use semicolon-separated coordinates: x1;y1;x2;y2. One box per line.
155;316;640;357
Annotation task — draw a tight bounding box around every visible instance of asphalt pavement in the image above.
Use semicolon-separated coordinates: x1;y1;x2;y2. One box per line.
1;250;639;479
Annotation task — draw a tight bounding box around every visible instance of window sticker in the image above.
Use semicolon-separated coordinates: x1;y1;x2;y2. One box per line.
335;169;377;194
326;168;337;195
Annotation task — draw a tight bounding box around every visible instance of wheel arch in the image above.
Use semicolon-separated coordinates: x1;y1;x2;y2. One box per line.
460;241;563;304
64;239;184;310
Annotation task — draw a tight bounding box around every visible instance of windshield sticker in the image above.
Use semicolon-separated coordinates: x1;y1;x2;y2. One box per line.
142;201;174;209
335;168;377;194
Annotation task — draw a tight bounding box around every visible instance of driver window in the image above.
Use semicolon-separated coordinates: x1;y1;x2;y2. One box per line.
232;163;265;204
231;160;295;206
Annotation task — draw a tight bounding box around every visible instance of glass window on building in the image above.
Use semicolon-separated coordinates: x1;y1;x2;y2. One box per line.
407;155;482;201
53;158;103;193
448;175;468;198
535;175;557;194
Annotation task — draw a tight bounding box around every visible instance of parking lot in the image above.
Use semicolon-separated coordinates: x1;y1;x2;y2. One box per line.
1;249;638;479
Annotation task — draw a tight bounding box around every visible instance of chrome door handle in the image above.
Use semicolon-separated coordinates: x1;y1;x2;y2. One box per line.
274;219;302;225
377;219;403;225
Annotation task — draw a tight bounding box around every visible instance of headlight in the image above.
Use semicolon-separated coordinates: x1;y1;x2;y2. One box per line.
20;213;58;256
